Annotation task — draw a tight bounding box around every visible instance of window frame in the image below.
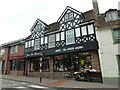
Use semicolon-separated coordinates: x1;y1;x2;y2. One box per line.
48;34;55;48
112;29;120;43
66;29;75;45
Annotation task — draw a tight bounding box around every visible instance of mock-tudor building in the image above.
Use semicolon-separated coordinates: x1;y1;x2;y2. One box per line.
24;6;102;82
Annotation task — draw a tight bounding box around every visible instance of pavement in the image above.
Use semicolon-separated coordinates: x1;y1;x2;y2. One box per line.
2;75;119;89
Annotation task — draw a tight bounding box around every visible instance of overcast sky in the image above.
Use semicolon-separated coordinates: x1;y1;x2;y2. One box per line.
0;0;119;44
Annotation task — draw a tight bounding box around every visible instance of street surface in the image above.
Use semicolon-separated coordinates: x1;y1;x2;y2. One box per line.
1;79;119;90
1;79;86;90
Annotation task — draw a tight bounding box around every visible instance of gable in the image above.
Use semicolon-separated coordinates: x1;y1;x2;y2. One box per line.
58;6;84;23
30;19;49;39
57;6;84;31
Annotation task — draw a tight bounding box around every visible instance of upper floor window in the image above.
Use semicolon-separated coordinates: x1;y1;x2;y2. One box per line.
64;12;74;22
106;11;118;22
34;39;40;50
49;34;55;48
81;26;87;36
56;33;60;41
66;29;75;45
112;29;120;43
44;36;48;44
87;24;94;34
10;45;18;53
0;49;5;55
75;28;81;37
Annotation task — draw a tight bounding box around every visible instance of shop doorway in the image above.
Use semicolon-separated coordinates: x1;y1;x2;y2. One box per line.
69;52;92;72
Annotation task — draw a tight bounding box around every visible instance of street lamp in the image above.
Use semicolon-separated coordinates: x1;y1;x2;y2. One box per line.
39;53;44;83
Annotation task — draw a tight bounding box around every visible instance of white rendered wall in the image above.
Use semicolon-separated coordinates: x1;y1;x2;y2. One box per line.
96;27;119;83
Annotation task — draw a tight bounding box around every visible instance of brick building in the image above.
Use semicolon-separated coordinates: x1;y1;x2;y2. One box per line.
0;39;25;75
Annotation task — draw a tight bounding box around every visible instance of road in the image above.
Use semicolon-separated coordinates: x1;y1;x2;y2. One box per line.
2;79;85;90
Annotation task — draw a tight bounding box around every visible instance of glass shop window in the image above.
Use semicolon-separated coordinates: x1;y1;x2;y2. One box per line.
54;55;64;71
42;57;50;71
10;59;25;71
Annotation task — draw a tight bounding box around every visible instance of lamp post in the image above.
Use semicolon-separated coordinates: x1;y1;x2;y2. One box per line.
39;53;44;83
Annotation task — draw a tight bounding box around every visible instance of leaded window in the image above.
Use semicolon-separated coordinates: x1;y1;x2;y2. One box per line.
41;37;44;45
44;36;48;44
56;33;60;41
61;32;65;40
75;28;81;37
66;29;75;45
49;34;55;48
88;24;94;34
81;26;87;36
34;38;40;50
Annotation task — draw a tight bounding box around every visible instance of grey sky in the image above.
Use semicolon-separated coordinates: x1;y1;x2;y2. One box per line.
0;0;119;44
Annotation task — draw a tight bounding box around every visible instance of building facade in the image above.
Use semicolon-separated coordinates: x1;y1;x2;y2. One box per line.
0;39;25;75
24;6;102;82
96;9;120;84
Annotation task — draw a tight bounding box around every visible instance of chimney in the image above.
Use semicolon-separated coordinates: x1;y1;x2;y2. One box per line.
92;0;99;15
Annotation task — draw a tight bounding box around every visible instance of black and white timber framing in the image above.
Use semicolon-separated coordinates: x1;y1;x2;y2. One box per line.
24;6;98;58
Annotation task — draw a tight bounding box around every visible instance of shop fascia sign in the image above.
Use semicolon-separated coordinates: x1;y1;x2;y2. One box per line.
55;46;83;53
26;52;43;57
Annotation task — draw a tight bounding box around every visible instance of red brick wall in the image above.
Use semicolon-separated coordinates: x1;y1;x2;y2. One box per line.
91;50;101;70
9;44;24;57
10;71;24;75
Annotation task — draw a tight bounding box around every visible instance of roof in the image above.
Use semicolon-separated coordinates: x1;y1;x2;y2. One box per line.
0;38;25;48
97;9;120;28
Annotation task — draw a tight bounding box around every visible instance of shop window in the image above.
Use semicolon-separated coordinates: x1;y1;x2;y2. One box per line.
49;34;55;48
34;38;40;50
87;24;94;34
42;60;49;71
117;55;120;75
66;29;75;45
10;59;25;71
0;60;2;70
81;26;87;36
30;58;40;72
112;29;120;43
54;55;64;71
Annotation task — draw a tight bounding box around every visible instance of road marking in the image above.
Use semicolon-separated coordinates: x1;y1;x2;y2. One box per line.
28;85;47;88
14;86;26;88
12;84;18;86
21;82;27;84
